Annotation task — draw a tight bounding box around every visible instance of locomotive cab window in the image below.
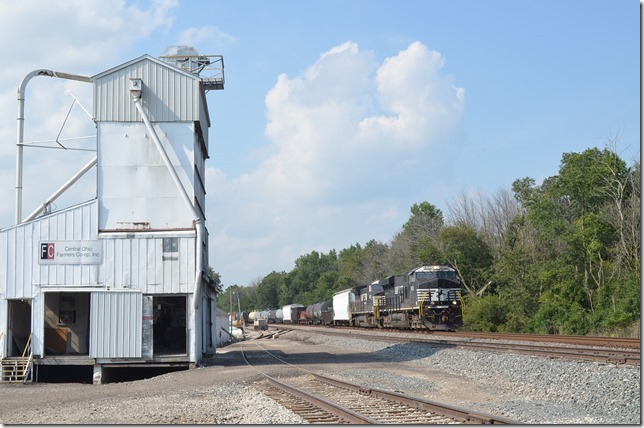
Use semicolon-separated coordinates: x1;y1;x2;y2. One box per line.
416;272;437;280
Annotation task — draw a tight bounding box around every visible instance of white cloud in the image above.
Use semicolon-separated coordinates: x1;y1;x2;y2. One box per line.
177;26;237;51
208;40;465;285
0;0;180;225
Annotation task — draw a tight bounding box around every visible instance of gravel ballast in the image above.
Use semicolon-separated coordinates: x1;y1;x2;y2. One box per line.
286;330;640;424
0;329;639;424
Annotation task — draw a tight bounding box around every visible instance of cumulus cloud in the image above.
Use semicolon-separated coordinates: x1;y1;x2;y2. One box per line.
0;0;180;225
208;40;465;285
177;26;237;50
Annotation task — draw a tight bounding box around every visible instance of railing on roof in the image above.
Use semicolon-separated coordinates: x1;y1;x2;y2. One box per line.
158;54;225;91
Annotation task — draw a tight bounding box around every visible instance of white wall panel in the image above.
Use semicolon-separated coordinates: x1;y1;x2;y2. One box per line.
97;122;198;231
100;233;195;294
90;291;142;358
0;201;100;298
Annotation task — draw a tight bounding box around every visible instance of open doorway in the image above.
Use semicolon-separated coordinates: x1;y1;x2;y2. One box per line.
43;292;90;355
153;296;187;355
7;300;31;357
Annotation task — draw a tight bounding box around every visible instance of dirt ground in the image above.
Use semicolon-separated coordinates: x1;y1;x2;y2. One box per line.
0;331;502;424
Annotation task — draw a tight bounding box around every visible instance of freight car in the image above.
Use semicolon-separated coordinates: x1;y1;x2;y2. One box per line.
304;300;333;325
281;304;304;323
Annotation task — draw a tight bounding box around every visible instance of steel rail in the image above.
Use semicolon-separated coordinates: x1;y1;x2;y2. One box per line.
239;342;378;424
309;373;517;424
263;376;380;424
279;325;640;366
430;331;641;349
246;339;519;424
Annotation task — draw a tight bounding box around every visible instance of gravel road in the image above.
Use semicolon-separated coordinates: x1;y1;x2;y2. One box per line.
0;329;639;424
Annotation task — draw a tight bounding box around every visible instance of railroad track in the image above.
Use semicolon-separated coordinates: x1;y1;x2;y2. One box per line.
240;341;517;424
278;325;640;366
430;331;640;349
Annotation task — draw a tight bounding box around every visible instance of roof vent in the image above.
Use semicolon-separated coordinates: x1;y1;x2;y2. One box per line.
159;46;225;91
162;45;200;58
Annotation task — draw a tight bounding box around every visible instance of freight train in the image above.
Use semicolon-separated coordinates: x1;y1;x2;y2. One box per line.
248;265;463;331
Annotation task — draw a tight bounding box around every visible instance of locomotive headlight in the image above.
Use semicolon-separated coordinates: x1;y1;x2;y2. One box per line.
452;301;457;305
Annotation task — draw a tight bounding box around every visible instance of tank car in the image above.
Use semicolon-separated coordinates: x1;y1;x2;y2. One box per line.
317;300;334;325
305;304;316;323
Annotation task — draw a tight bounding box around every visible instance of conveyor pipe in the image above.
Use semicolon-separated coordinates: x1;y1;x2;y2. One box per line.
131;92;204;310
16;70;91;224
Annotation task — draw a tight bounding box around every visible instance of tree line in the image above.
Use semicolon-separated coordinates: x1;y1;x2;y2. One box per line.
215;145;640;336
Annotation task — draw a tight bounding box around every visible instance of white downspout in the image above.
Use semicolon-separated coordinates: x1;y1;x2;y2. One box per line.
16;70;91;224
130;84;204;310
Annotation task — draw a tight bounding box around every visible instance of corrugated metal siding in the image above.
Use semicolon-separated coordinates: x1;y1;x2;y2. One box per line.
97;122;197;231
32;294;44;355
93;57;203;123
90;291;142;358
0;201;99;298
100;234;195;294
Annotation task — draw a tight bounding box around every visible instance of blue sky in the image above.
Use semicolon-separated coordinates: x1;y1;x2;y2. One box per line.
0;0;639;287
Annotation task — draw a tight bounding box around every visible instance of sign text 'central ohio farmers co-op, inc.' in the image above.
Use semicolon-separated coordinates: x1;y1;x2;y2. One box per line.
39;240;103;265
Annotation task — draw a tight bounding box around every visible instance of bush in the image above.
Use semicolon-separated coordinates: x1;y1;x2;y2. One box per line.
462;295;509;332
528;302;567;334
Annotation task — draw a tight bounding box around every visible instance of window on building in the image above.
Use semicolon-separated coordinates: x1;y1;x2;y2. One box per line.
163;237;179;253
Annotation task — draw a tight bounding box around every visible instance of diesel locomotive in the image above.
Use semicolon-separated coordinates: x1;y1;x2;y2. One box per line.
253;265;463;332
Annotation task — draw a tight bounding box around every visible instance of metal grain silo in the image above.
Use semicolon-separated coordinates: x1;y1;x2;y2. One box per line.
0;49;224;383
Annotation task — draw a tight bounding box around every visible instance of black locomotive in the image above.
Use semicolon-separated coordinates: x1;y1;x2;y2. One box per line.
266;265;463;331
351;265;463;330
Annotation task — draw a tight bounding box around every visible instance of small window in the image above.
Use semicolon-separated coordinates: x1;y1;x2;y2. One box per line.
163;237;179;253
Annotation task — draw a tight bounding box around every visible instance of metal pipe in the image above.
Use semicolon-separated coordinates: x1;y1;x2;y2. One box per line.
131;95;204;310
23;155;97;222
16;69;91;224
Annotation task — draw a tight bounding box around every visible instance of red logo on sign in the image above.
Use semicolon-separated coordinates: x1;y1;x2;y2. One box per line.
40;243;55;260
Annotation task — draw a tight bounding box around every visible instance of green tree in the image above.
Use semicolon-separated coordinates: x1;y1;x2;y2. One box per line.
337;243;364;290
207;267;223;294
256;271;285;309
462;295;509;332
435;225;493;296
389;202;445;273
288;250;339;303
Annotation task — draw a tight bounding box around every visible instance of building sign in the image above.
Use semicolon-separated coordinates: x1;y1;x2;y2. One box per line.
38;240;103;265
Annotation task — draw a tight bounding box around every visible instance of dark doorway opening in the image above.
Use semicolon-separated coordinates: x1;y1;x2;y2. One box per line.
43;292;90;355
7;300;31;357
153;296;187;355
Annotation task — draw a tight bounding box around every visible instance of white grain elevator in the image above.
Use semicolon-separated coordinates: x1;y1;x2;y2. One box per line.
0;48;224;383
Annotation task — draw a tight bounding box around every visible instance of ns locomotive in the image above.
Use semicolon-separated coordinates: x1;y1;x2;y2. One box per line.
262;265;463;331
